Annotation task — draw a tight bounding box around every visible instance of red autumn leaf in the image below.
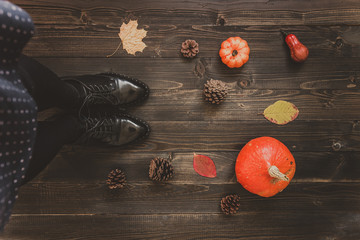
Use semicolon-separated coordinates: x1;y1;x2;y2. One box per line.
193;154;217;178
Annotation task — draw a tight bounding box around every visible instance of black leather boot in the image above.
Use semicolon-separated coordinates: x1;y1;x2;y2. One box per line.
80;113;150;146
62;72;149;107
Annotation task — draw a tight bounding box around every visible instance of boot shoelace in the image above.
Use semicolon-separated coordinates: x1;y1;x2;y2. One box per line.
83;117;119;142
65;77;121;119
81;82;119;105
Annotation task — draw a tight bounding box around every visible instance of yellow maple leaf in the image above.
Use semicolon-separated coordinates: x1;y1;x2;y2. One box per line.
263;100;299;125
107;20;147;57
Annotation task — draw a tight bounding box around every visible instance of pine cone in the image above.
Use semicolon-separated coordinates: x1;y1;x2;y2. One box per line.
106;168;126;189
181;39;199;58
204;79;228;104
220;194;240;215
149;157;174;181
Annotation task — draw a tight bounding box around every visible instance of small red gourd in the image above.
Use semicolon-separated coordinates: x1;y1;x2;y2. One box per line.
282;31;309;62
235;137;296;197
219;37;250;68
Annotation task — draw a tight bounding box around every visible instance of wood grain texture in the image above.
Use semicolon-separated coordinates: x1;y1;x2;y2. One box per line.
53;120;359;152
125;90;360;121
12;0;360;26
10;183;360;214
3;0;360;239
19;26;360;58
34;57;360;90
29;151;360;183
10;0;360;58
11;0;360;11
3;212;360;240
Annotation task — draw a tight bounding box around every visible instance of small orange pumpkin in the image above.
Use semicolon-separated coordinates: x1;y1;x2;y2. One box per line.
235;137;296;197
219;37;250;68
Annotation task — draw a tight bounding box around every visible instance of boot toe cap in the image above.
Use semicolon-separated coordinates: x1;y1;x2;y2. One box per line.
110;115;150;146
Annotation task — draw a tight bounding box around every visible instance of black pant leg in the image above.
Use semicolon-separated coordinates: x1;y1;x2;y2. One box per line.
17;55;80;111
21;115;83;185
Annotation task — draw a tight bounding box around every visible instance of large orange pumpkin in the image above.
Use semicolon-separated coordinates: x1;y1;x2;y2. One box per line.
219;37;250;68
235;137;296;197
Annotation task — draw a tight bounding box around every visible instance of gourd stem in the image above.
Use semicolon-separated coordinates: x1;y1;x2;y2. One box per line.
268;165;289;182
280;30;289;38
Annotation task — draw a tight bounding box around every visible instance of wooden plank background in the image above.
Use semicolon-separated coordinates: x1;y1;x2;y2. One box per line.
2;0;360;239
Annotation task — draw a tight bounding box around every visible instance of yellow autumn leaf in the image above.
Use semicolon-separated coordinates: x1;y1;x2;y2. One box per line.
107;20;147;57
263;100;299;125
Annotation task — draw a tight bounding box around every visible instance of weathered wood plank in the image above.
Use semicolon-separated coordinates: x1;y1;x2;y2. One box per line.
13;0;360;28
106;89;360;120
35;120;357;152
31;120;359;152
4;211;360;240
139;92;360;121
30;151;360;183
12;183;360;215
20;25;360;58
133;89;360;121
12;0;360;11
12;1;360;60
33;57;360;90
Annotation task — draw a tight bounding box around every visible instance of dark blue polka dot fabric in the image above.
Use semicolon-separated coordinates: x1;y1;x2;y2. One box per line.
0;1;37;230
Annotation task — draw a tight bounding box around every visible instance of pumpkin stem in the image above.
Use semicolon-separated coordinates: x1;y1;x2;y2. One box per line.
268;165;289;182
232;50;238;56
